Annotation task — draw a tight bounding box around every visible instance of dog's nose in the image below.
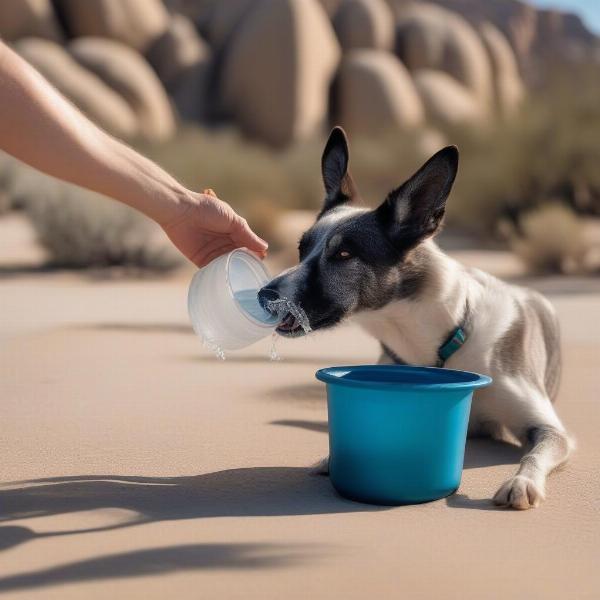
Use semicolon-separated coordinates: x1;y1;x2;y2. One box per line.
257;287;279;311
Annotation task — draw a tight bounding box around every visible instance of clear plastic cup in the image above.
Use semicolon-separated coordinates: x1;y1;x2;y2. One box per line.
187;249;279;351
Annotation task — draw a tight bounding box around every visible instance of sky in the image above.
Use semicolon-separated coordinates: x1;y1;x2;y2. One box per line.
530;0;600;34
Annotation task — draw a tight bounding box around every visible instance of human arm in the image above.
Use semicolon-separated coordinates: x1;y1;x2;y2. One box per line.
0;40;267;266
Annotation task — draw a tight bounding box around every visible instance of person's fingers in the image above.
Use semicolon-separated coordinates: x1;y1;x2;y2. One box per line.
201;243;237;267
189;236;233;267
231;216;268;254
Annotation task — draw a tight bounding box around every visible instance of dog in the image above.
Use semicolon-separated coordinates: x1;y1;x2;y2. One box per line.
258;126;574;510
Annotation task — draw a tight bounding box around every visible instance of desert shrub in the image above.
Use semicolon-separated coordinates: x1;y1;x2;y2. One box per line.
14;165;180;271
139;126;425;215
139;127;320;208
445;64;600;234
508;204;588;274
0;152;19;214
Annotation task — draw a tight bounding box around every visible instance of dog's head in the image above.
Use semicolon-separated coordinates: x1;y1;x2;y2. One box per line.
259;127;459;337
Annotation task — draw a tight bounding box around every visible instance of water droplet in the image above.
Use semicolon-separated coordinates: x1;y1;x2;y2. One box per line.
203;338;226;360
270;332;282;362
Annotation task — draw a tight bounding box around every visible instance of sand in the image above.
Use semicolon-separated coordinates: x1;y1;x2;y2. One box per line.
1;232;599;598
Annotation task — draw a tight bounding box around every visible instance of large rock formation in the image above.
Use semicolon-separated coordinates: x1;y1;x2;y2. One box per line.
332;0;394;51
163;0;218;35
206;0;257;50
220;0;340;147
396;3;493;110
335;50;423;136
15;38;138;139
70;38;176;142
413;69;484;126
422;0;538;65
146;15;212;122
55;0;169;53
0;0;62;42
479;22;524;117
147;14;208;87
426;0;599;83
316;0;344;18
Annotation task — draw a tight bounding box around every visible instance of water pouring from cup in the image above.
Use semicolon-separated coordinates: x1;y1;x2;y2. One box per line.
187;249;311;358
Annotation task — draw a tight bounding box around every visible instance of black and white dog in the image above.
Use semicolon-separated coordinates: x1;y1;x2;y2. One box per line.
259;127;573;510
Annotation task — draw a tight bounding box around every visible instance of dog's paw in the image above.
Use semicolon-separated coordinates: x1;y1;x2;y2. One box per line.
309;456;329;476
493;475;545;510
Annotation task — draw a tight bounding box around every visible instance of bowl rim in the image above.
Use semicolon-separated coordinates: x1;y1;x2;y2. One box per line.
315;364;492;391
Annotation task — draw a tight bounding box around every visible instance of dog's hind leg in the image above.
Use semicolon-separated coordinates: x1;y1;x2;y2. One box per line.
493;418;574;510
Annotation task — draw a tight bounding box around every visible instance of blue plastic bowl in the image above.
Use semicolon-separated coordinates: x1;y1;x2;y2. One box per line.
315;365;492;505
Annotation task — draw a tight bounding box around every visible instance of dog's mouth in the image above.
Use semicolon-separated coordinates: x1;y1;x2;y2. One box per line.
275;312;308;337
275;311;344;337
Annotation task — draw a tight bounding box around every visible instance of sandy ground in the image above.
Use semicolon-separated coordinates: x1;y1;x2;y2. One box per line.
1;217;599;599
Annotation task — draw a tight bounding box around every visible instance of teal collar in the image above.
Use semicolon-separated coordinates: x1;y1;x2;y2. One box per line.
436;326;466;367
381;302;470;368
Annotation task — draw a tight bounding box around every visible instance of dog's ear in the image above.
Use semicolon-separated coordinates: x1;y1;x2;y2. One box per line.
320;126;357;216
376;146;458;249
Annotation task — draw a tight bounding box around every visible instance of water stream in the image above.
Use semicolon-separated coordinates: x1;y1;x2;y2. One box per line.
202;293;311;361
265;297;312;335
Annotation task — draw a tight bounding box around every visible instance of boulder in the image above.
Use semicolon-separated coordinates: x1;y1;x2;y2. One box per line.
479;22;524;117
70;38;176;142
207;0;257;50
167;62;212;123
220;0;340;148
162;0;218;35
146;14;210;87
316;0;344;18
56;0;169;52
0;0;62;41
333;0;394;51
413;69;484;126
396;3;493;109
146;15;212;122
15;38;138;140
335;50;423;137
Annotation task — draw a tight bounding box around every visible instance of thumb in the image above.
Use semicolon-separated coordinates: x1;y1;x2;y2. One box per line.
231;216;268;255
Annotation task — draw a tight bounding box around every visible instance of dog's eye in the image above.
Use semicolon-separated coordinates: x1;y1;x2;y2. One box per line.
334;249;352;260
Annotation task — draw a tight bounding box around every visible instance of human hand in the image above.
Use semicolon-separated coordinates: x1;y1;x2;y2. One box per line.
160;189;268;268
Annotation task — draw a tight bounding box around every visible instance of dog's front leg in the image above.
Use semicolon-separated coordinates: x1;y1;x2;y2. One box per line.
493;424;574;509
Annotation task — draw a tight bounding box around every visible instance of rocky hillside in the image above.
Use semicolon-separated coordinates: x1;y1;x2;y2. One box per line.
423;0;600;84
0;0;597;148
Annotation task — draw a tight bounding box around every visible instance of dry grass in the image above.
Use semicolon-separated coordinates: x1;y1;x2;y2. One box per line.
5;161;180;271
508;204;588;274
0;152;18;214
138;126;426;237
446;64;600;233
